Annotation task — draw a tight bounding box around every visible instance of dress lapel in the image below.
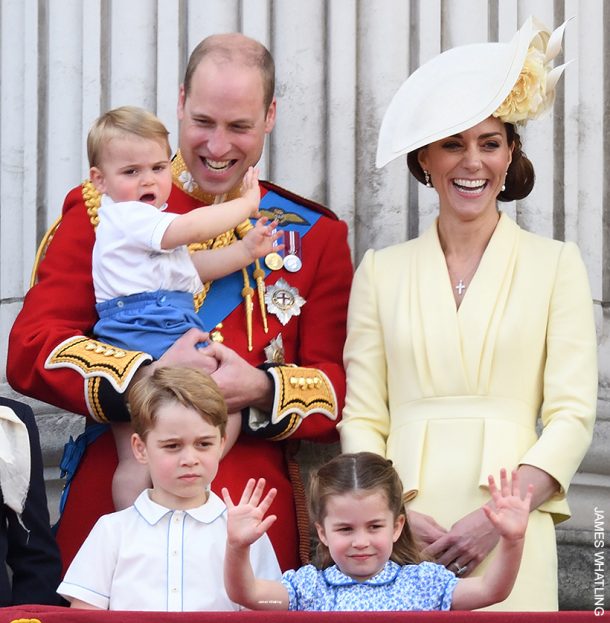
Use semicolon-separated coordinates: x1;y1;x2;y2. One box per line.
411;213;520;396
457;213;520;392
412;221;467;395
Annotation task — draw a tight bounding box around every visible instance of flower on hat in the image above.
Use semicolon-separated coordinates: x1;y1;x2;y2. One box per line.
494;46;550;124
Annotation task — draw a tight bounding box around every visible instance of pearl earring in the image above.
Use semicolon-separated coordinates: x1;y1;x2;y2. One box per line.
424;170;432;188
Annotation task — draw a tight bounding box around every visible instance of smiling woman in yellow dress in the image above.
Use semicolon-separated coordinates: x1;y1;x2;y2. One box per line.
339;17;597;611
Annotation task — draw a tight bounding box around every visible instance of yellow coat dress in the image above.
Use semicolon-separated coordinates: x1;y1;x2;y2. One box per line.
339;213;597;610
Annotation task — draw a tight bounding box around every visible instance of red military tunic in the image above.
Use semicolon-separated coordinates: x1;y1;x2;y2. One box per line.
7;156;353;573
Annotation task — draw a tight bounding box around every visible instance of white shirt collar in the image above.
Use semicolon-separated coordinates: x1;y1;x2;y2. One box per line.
133;489;226;526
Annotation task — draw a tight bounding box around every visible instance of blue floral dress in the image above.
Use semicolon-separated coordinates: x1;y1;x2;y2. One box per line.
281;560;458;611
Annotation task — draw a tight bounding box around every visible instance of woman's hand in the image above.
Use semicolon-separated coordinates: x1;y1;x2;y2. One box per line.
407;509;448;546
424;506;500;577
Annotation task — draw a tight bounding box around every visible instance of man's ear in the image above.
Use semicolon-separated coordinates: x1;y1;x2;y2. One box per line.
314;522;328;546
177;84;186;121
90;166;106;194
264;98;277;134
131;433;148;465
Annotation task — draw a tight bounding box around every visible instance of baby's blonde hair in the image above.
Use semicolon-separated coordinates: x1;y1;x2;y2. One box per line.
87;105;171;168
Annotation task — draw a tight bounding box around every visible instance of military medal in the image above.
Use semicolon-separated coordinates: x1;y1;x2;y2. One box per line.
265;278;306;325
265;227;284;270
283;231;302;273
265;252;283;270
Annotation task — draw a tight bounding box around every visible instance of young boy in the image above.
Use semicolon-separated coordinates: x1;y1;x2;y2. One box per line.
86;106;282;511
57;367;281;611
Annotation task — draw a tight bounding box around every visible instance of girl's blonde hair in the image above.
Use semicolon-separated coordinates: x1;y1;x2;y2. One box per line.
87;105;171;168
308;452;427;568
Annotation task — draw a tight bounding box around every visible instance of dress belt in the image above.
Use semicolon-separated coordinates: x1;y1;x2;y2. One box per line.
390;395;536;430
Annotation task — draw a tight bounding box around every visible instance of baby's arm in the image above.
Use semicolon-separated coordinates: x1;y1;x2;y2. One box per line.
161;167;261;249
223;478;289;610
190;218;283;282
451;469;532;610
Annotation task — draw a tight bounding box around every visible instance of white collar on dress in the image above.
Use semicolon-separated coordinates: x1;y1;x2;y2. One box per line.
322;561;400;587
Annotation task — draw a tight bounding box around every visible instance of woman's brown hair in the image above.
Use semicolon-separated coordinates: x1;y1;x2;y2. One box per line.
407;122;535;201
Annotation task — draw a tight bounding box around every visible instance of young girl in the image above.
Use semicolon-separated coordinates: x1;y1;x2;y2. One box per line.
86;106;282;511
223;452;532;611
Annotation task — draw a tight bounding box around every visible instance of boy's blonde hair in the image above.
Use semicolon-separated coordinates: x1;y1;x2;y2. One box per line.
128;367;228;439
87;105;171;168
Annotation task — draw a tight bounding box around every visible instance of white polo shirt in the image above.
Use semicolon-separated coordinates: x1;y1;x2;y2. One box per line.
58;490;281;611
92;195;203;303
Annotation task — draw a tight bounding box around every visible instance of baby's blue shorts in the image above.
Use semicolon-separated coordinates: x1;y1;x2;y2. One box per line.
94;290;206;360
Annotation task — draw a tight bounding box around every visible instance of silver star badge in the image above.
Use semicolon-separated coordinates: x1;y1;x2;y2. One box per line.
265;278;306;326
178;170;198;193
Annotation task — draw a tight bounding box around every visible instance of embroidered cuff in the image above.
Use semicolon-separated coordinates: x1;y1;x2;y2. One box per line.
46;336;152;421
243;365;337;440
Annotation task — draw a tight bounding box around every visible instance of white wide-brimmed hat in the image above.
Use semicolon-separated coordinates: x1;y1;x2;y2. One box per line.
376;16;570;168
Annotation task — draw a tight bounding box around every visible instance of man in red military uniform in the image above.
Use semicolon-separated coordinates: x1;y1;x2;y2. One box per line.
7;33;352;574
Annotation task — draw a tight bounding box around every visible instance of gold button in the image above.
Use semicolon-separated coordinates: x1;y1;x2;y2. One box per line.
210;331;224;343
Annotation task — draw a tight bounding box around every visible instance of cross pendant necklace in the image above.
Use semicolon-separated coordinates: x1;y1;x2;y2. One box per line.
455;280;466;296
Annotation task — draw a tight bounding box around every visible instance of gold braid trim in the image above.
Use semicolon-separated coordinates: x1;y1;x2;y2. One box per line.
87;376;109;423
284;440;311;565
82;179;101;228
264;366;338;441
189;229;237;312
